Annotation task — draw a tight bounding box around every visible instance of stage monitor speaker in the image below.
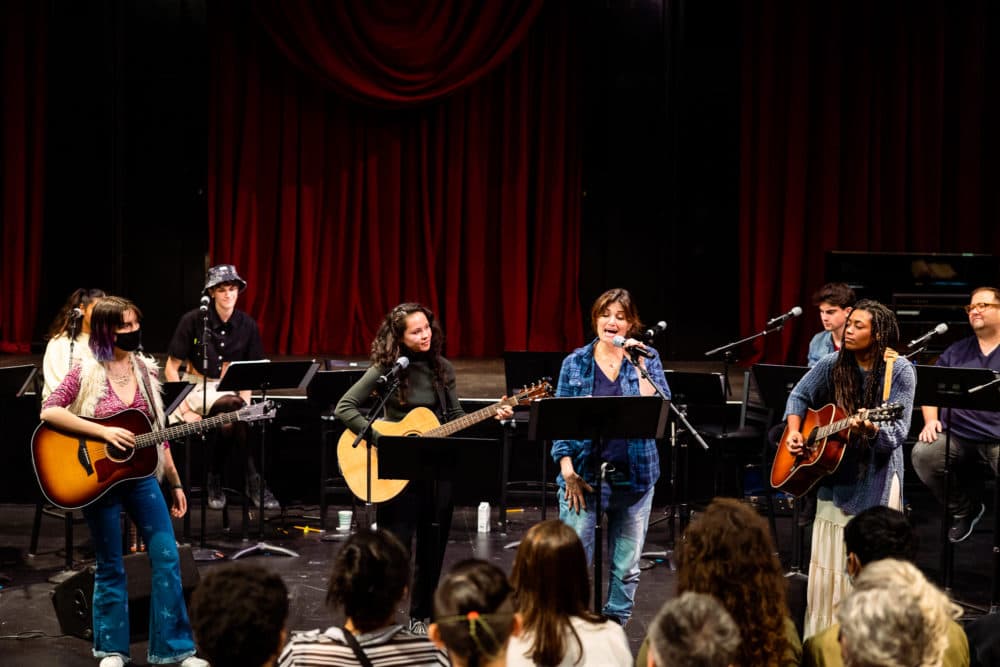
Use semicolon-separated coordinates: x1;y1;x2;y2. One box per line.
51;544;200;641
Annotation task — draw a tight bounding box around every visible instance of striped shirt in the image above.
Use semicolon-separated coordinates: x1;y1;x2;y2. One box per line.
277;625;448;667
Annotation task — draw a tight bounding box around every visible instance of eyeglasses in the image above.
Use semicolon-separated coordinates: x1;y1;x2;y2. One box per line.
964;302;1000;314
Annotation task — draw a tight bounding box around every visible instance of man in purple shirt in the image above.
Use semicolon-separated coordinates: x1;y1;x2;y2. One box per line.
912;286;1000;543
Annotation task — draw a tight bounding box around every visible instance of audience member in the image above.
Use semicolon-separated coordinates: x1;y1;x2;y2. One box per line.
190;564;289;667
645;591;740;667
837;559;961;667
802;506;969;667
277;528;447;666
673;497;800;666
507;520;632;667
429;559;520;667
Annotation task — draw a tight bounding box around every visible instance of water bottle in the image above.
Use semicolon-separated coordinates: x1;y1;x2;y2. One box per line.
477;502;491;533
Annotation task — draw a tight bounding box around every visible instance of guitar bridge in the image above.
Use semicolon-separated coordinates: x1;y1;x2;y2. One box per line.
77;439;94;476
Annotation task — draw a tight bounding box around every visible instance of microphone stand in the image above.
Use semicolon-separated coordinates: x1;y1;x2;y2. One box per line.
705;322;789;397
192;302;224;561
347;375;402;533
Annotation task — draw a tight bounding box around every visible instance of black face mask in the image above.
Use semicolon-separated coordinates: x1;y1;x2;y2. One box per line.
115;328;142;352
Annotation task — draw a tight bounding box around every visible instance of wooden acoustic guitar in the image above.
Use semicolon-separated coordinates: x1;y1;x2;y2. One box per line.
32;400;275;510
770;402;903;498
337;379;553;503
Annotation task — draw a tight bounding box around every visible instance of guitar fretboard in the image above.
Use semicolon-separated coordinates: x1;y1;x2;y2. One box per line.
134;411;245;450
424;398;515;438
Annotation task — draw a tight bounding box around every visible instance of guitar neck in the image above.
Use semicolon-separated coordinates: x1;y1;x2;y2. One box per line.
134;411;243;449
815;409;868;441
424;400;510;438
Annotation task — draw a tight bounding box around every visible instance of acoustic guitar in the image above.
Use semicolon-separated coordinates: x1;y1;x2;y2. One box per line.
337;379;553;503
770;402;903;498
32;400;275;510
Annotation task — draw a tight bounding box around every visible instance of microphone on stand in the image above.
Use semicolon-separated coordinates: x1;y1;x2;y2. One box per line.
376;356;410;386
613;335;654;359
766;306;803;328
199;295;211;312
907;323;948;348
641;321;668;342
70;308;84;320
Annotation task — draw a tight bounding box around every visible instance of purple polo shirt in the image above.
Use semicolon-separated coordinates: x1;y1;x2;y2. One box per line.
936;336;1000;442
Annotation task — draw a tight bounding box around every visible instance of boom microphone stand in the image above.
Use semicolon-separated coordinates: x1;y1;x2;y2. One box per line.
347;372;404;532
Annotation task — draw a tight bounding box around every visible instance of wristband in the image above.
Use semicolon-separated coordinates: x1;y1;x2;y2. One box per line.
171;483;183;490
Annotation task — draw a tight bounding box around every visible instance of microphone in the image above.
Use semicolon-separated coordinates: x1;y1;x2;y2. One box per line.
613;335;654;359
907;323;948;348
199;295;210;312
766;306;803;328
376;356;410;386
70;308;84;320
642;321;668;342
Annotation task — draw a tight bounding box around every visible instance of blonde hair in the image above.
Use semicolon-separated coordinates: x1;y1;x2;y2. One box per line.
836;558;960;667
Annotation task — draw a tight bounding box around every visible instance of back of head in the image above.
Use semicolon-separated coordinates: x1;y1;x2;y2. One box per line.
677;498;789;666
46;287;106;340
844;506;918;566
648;592;741;667
432;559;515;667
326;528;410;633
511;520;602;665
190;564;289;667
837;558;960;667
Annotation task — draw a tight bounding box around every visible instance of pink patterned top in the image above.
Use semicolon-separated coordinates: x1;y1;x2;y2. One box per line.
43;363;153;419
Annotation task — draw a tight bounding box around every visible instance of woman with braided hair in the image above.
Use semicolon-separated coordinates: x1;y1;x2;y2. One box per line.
781;299;916;638
429;560;520;667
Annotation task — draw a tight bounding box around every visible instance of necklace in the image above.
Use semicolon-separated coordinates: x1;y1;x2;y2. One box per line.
107;363;133;387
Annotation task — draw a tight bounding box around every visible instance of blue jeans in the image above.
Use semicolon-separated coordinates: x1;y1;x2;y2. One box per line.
83;476;196;664
558;482;654;624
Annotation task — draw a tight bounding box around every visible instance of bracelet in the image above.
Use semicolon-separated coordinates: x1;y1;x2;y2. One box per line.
171;483;183;490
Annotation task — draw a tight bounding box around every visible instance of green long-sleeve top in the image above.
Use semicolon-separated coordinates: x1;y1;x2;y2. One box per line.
333;358;465;444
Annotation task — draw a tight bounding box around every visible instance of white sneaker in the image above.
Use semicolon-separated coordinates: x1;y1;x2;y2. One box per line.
99;657;127;667
180;657;210;667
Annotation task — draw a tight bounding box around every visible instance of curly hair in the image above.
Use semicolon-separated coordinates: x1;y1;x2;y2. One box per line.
432;559;516;667
837;558;961;667
677;498;790;667
189;564;289;667
831;299;900;415
45;288;106;340
326;528;410;633
369;303;448;400
511;520;607;666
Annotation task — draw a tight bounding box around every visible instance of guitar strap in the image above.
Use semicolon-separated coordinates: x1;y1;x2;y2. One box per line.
339;628;375;667
135;357;166;431
435;383;449;423
882;348;898;403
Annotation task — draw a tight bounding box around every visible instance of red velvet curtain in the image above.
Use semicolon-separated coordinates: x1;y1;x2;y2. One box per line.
739;0;1000;364
0;1;46;353
209;0;582;356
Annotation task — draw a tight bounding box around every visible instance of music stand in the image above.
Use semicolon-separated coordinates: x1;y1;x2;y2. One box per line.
914;364;1000;612
0;364;38;398
752;364;809;577
160;382;196;540
527;396;668;613
307;369;366;530
219;360;319;558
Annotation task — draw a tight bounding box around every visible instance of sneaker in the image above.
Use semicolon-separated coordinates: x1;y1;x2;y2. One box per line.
179;657;209;667
207;473;226;510
246;473;280;510
949;502;986;543
408;617;428;635
99;656;127;667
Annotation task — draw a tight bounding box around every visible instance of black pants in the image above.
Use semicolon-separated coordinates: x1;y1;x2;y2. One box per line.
377;479;453;620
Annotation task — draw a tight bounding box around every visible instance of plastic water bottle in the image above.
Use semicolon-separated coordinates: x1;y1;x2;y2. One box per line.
477;502;491;533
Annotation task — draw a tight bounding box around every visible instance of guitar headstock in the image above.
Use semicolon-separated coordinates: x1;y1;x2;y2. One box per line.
863;402;904;423
509;378;554;406
238;399;277;423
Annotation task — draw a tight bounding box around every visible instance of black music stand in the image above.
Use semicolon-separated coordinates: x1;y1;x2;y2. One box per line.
160;382;196;540
752;364;810;577
219;360;318;559
307;369;366;530
914;364;1000;613
527;396;668;613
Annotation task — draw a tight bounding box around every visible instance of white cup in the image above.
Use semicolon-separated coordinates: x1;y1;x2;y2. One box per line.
337;510;353;532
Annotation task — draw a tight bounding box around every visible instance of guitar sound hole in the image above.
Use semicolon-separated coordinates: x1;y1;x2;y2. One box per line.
104;445;134;463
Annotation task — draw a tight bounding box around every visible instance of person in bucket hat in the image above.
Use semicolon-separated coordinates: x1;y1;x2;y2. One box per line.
164;264;278;511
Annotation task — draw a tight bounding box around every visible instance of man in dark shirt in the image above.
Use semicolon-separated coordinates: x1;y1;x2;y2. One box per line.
912;286;1000;542
165;264;276;510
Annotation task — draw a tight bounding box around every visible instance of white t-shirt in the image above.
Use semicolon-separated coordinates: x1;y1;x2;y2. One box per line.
43;333;93;399
506;615;633;667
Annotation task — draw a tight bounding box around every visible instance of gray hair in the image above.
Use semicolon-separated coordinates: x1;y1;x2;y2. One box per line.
836;558;960;667
648;592;741;667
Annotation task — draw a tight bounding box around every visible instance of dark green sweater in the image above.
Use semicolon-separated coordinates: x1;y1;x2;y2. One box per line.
333;358;464;443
